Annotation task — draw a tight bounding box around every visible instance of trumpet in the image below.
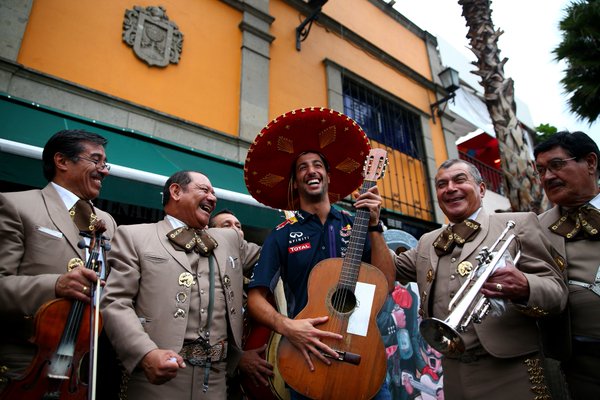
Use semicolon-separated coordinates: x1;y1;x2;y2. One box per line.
419;220;521;357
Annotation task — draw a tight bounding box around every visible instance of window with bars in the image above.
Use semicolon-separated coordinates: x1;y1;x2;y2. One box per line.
342;78;423;158
342;76;434;222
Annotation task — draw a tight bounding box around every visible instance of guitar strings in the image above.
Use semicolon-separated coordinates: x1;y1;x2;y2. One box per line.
330;180;373;352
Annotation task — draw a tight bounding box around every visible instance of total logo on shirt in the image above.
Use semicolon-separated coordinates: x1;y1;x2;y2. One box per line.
288;242;311;254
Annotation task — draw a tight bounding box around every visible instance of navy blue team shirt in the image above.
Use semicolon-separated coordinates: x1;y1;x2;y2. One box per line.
249;207;372;318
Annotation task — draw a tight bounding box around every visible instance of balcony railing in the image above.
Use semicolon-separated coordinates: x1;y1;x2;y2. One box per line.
458;151;504;195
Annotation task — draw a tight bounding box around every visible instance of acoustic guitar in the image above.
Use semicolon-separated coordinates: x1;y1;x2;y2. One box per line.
277;149;389;400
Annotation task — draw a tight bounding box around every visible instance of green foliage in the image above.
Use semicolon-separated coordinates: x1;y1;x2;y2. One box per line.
534;123;558;144
554;0;600;123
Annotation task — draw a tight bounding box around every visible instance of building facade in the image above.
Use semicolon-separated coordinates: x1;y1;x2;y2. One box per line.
0;0;452;239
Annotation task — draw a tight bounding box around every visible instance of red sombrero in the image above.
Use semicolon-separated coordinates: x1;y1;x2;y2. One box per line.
244;107;371;210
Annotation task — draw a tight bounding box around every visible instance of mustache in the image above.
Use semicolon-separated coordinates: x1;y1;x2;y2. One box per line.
544;177;563;187
91;172;105;181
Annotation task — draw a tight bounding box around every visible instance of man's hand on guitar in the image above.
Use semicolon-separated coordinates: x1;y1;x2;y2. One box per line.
239;345;274;387
352;186;383;225
280;315;343;371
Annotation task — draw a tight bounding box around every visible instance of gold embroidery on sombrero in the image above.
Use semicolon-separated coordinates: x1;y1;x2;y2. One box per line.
319;125;336;148
336;158;362;174
259;173;285;188
277;136;294;153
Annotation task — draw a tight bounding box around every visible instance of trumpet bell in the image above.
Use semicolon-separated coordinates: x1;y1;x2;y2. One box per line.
419;318;465;357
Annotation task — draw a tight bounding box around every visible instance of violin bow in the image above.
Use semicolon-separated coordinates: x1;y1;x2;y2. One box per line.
85;219;109;400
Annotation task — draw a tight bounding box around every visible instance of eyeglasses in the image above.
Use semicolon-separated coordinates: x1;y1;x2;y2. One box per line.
76;155;111;171
534;157;576;177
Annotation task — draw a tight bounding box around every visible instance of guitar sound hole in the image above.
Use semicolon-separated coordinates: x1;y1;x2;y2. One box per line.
330;288;356;314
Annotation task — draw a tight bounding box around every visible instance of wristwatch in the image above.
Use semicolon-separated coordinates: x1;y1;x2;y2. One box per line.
368;220;384;233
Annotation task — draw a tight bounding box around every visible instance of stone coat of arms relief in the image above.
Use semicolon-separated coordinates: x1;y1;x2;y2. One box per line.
123;5;183;67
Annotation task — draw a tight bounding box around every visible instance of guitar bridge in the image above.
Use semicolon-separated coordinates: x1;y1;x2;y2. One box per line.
322;350;361;365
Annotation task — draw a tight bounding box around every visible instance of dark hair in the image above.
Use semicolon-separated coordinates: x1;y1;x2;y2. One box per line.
209;208;235;227
162;170;194;206
291;151;330;179
437;159;484;185
534;131;600;174
42;129;108;181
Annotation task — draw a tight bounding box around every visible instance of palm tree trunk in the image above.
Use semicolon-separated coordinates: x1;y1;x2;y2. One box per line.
458;0;544;212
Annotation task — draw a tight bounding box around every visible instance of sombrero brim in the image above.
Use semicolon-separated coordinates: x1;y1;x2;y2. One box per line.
244;107;371;210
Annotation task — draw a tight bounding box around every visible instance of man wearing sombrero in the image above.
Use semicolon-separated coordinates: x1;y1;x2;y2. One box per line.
245;107;395;399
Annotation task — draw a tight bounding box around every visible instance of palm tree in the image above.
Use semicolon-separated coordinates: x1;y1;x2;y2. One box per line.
458;0;544;212
554;0;600;123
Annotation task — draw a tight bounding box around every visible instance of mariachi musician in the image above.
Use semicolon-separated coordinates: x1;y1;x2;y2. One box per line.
245;108;395;400
101;170;261;399
394;158;567;400
0;130;117;396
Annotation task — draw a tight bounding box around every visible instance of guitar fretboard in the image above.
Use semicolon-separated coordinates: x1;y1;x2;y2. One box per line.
338;179;376;291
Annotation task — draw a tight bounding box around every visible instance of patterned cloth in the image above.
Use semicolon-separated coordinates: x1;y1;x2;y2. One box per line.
432;219;481;256
69;199;96;232
179;339;228;366
166;227;218;255
550;204;600;241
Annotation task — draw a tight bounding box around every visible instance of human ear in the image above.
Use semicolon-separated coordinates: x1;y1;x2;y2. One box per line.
54;153;69;172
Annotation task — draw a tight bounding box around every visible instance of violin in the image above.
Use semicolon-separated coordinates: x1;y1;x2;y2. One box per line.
1;221;110;400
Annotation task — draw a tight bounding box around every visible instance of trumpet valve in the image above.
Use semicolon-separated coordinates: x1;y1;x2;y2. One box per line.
472;297;491;324
459;316;472;332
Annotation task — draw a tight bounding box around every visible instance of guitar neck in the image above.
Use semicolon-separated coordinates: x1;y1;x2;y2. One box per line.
339;180;375;290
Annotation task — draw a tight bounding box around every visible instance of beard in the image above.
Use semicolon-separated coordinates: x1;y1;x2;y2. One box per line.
298;182;329;204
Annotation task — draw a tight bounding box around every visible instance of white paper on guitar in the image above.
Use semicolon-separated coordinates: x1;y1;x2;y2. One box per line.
347;282;376;336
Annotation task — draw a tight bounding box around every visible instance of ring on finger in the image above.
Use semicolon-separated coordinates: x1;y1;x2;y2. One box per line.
82;285;89;294
496;283;503;292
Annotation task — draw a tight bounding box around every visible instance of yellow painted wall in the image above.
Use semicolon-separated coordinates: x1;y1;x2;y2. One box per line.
326;0;433;82
18;0;242;136
269;1;434;117
429;118;450;168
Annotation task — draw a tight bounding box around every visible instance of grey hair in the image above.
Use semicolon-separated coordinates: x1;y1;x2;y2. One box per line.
438;159;484;185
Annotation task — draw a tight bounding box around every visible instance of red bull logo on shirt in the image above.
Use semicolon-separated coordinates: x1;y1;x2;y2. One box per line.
340;223;352;237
